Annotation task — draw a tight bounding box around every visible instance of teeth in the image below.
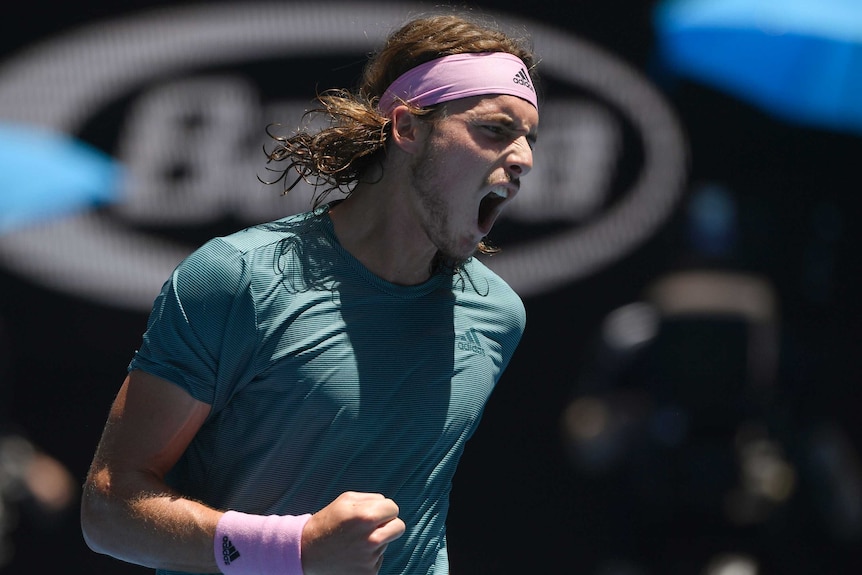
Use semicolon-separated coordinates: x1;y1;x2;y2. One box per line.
489;186;508;199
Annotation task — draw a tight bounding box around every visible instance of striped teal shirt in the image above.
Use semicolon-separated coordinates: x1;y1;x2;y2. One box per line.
130;205;526;575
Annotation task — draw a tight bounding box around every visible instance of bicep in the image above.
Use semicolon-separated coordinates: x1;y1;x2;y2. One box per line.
92;369;211;480
82;372;222;569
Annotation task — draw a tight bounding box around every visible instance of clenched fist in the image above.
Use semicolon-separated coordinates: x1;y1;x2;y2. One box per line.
301;491;406;575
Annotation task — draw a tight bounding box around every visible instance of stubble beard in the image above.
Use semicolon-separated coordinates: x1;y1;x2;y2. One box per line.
408;148;476;271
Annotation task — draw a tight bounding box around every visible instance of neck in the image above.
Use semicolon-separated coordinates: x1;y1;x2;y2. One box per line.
327;176;438;286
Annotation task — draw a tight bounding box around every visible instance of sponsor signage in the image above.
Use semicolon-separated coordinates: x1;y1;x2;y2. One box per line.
0;2;687;309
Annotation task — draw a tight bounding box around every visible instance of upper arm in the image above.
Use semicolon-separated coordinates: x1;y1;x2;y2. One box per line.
89;369;211;484
81;373;221;569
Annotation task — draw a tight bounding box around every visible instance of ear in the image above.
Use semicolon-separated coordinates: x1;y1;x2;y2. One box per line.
388;106;426;154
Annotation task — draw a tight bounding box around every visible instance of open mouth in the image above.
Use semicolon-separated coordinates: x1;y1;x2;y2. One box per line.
478;185;509;232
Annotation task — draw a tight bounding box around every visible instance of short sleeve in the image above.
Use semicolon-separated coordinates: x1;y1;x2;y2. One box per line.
129;237;259;410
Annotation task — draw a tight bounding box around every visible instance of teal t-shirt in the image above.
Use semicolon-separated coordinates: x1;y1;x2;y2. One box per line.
130;205;526;575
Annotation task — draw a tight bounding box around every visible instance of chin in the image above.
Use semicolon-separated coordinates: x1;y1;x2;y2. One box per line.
432;246;474;273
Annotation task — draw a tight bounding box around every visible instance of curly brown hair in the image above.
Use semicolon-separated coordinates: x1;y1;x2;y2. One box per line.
261;12;538;260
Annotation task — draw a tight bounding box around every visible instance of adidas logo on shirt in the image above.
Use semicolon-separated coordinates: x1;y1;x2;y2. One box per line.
221;536;241;565
457;328;486;356
513;68;534;92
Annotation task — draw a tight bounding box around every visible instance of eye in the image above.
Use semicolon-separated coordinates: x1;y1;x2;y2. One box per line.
482;124;506;136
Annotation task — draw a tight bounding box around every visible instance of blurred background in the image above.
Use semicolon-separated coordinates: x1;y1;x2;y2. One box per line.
1;1;860;573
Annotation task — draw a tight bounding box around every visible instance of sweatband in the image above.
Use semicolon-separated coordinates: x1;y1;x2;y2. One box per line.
215;510;312;575
378;52;538;116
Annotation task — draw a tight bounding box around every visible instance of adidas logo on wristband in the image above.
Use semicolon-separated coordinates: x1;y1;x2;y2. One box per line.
222;536;241;565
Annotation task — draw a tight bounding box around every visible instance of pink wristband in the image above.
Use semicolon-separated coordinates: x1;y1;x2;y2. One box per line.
215;510;312;575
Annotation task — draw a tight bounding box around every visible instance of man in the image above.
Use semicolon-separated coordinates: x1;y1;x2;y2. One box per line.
81;12;539;575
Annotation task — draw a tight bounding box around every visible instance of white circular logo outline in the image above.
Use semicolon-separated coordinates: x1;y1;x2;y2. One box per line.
0;1;687;309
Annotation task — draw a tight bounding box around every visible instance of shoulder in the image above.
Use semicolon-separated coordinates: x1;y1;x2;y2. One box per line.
458;257;522;299
217;210;318;256
177;210;322;286
454;257;526;330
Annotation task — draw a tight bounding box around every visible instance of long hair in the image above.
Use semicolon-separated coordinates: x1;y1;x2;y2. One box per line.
261;12;538;258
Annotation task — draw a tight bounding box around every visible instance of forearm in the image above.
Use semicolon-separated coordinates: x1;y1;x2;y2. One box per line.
81;465;223;573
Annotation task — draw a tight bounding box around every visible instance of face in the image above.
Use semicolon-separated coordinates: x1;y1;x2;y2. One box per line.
407;94;539;263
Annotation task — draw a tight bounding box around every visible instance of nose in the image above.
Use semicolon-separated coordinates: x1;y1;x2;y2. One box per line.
506;136;533;179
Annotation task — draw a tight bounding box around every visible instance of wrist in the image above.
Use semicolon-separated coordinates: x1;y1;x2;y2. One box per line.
214;510;312;575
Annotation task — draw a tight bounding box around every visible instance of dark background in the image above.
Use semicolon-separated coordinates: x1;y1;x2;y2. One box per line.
1;1;861;573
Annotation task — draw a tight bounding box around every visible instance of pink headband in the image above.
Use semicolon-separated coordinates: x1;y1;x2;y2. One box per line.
378;52;538;116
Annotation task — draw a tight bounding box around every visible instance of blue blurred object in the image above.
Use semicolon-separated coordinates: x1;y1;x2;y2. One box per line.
654;0;862;135
687;183;738;258
0;123;122;234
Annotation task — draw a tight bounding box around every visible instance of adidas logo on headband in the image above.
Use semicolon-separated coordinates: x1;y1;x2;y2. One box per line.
513;68;534;92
